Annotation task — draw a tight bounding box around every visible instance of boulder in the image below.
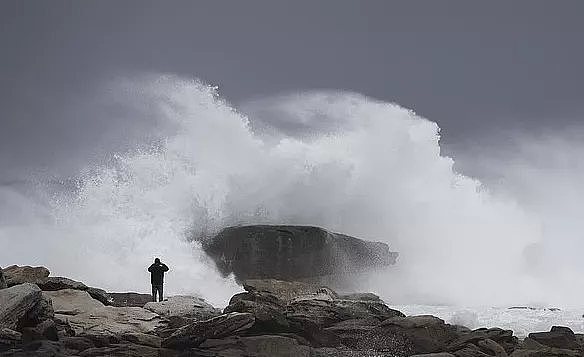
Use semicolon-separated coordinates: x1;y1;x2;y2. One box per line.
109;292;153;307
36;277;88;291
449;328;519;354
162;312;255;349
122;332;162;348
243;279;337;302
144;295;220;321
286;294;404;328
0;327;22;348
355;315;461;355
2;265;50;287
0;266;6;290
21;319;59;342
45;289;163;340
78;343;160;357
224;290;291;334
86;287;113;306
0;283;53;330
528;326;580;350
203;225;398;282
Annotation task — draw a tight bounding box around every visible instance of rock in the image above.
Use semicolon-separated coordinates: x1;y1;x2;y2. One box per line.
60;336;95;353
0;327;22;348
338;292;384;302
0;340;64;357
109;292;153;307
243;279;337;302
45;288;163;340
355;315;461;355
449;328;519;354
0;266;6;290
203;225;398;282
122;332;162;348
224;290;291;334
2;265;50;287
0;283;52;330
86;287;113;305
144;295;220;320
44;289;104;315
286;294;404;328
162;312;255;349
36;276;88;291
79;343;160;357
509;347;580;356
528;326;580;350
411;354;456;357
21;319;59;342
323;318;381;348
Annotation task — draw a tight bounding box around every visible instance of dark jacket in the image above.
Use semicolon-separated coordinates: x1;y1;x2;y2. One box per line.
148;263;169;286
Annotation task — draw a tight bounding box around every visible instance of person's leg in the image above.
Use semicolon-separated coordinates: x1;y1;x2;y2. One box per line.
152;285;157;302
159;284;164;301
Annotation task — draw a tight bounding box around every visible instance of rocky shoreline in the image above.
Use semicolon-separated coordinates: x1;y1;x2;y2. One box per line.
1;265;582;357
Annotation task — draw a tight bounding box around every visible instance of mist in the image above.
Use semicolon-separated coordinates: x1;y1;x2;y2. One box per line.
0;74;581;308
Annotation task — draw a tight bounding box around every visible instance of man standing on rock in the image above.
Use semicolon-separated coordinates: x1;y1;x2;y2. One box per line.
148;258;169;302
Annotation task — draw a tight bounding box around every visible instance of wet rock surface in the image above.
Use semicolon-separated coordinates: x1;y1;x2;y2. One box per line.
2;265;584;356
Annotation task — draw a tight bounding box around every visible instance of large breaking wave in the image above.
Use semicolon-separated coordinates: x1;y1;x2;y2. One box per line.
0;75;569;307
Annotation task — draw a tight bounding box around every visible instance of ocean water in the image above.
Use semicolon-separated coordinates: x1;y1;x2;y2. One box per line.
394;304;584;337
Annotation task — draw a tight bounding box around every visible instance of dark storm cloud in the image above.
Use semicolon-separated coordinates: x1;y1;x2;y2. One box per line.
1;0;583;181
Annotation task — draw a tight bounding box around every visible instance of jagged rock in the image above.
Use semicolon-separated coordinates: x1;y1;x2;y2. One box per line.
449;328;519;354
45;288;163;341
355;315;461;356
2;266;50;287
36;277;88;291
0;340;65;357
0;327;22;348
243;279;337;302
122;332;162;348
224;290;291;333
509;347;580;356
528;326;580;350
86;287;113;305
109;292;153;307
323;318;381;348
21;319;59;342
204;225;398;282
78;343;160;357
60;336;95;354
144;295;220;320
286;294;404;328
0;266;6;290
162;312;255;349
44;289;104;315
0;283;53;330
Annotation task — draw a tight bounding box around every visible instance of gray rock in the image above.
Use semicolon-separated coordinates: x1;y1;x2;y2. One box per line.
0;327;22;348
144;295;220;321
46;289;163;339
122;332;162;348
0;266;6;290
79;343;160;357
162;312;255;349
109;292;153;307
224;290;291;334
0;283;52;330
203;225;398;282
243;279;337;302
2;265;50;287
528;326;580;350
449;328;519;354
86;287;113;305
36;276;88;291
21;319;59;342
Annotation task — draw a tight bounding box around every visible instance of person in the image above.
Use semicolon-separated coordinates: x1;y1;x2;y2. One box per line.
148;258;169;302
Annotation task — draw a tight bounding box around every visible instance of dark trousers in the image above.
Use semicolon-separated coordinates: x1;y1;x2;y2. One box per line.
152;284;163;302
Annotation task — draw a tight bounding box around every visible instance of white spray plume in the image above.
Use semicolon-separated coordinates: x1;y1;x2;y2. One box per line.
1;74;575;308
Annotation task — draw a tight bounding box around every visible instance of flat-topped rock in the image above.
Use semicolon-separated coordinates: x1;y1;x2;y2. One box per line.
204;225;398;281
3;265;50;287
144;295;220;320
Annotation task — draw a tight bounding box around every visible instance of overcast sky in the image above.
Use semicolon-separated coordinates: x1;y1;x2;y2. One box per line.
1;0;583;181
